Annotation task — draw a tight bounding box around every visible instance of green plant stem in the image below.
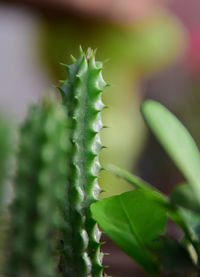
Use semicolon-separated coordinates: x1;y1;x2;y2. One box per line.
7;96;68;277
58;48;107;277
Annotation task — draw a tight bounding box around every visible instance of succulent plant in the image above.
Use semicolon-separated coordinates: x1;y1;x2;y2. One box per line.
7;96;68;277
57;48;107;277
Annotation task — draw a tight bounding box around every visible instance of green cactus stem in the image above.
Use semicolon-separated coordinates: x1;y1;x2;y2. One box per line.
0;115;15;274
7;96;68;277
57;48;107;277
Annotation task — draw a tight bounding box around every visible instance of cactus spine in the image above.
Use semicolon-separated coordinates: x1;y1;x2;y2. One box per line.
7;96;68;277
58;48;107;277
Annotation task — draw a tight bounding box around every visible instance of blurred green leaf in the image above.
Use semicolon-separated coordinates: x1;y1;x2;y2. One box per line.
176;206;200;244
91;189;167;274
108;164;153;190
171;184;200;213
153;236;195;276
141;100;200;200
183;211;200;245
170;184;200;243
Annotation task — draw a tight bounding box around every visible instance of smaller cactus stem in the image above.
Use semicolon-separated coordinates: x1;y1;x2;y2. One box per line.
7;96;68;277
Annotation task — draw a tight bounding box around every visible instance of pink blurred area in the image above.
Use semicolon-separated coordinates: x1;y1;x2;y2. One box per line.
168;0;200;75
4;0;165;22
168;0;200;28
42;0;164;22
185;29;200;75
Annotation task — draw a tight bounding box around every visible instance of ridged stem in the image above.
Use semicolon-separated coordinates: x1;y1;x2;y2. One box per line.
58;48;107;277
7;96;68;277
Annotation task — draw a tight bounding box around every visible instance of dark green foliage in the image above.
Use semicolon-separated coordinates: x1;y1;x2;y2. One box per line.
153;236;195;276
57;48;107;277
7;96;68;277
171;184;200;213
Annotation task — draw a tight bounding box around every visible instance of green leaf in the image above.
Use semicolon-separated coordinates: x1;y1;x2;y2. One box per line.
180;208;200;244
108;165;200;252
141;100;200;199
171;183;200;213
91;189;167;274
153;236;195;275
170;189;200;244
107;164;153;191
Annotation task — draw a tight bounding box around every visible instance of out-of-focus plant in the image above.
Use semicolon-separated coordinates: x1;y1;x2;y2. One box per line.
7;96;69;277
0;115;15;275
92;100;200;276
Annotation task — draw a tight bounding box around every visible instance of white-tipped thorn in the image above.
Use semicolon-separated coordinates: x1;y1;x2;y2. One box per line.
70;54;77;62
79;45;84;54
60;62;67;67
59;80;65;84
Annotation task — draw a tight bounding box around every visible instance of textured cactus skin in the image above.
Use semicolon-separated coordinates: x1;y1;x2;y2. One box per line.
7;97;68;277
58;49;106;277
0;115;15;274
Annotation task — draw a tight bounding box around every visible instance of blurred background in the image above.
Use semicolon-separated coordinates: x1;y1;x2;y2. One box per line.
0;0;200;276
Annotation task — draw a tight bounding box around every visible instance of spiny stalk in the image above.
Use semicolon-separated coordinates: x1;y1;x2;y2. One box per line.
57;48;107;277
7;96;68;277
